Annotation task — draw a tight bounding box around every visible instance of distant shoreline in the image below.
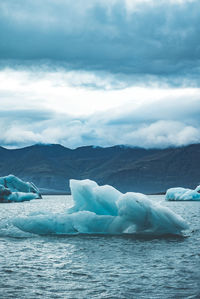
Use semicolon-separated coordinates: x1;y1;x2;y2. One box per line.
147;192;165;195
41;192;71;196
41;191;166;196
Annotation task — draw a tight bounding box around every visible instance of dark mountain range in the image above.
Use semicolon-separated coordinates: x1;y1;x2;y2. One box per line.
0;143;200;194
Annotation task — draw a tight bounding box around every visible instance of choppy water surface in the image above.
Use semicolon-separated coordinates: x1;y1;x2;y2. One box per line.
0;195;200;299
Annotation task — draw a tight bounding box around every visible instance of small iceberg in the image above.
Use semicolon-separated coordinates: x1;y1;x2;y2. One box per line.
166;185;200;201
13;179;188;236
0;175;42;203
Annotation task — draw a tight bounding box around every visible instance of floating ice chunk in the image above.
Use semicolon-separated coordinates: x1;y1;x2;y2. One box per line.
166;185;200;201
0;174;40;194
13;179;188;236
0;174;41;203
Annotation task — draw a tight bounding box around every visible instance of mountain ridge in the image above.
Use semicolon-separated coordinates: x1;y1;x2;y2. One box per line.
0;143;199;194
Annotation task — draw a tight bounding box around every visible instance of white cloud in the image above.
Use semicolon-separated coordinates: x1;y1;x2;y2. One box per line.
0;68;200;148
125;121;200;148
0;0;199;149
1;68;199;115
1;125;42;145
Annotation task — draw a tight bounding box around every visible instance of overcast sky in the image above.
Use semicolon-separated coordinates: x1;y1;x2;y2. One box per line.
0;0;200;148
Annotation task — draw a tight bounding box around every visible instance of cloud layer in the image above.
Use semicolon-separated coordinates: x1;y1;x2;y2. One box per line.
0;0;200;85
0;1;200;149
1;106;200;149
0;69;200;149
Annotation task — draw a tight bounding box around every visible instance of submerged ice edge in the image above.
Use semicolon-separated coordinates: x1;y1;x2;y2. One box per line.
13;179;189;236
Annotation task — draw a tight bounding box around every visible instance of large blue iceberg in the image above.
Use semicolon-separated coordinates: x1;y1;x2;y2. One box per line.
13;179;188;236
166;185;200;201
0;175;42;202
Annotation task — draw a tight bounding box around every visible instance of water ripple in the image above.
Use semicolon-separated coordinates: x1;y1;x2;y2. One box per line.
0;195;200;299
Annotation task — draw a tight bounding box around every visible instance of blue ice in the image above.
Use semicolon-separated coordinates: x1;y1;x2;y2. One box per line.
13;179;189;236
166;185;200;201
0;175;41;202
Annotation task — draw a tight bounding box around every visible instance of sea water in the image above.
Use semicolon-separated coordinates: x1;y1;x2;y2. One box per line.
0;195;200;298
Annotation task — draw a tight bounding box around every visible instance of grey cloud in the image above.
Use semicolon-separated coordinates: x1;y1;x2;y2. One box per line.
0;0;200;85
0;109;55;123
107;97;200;126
